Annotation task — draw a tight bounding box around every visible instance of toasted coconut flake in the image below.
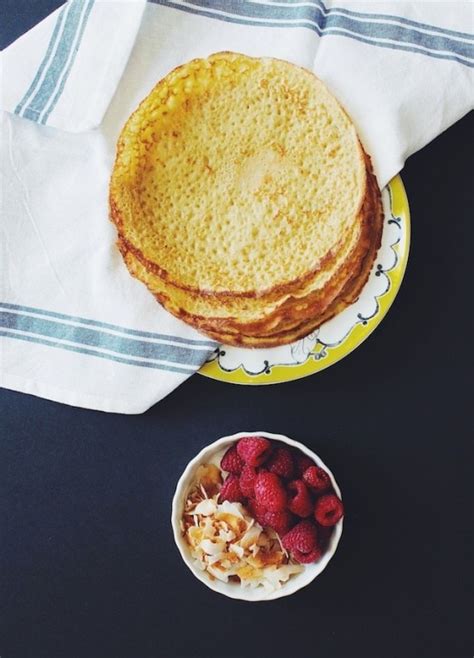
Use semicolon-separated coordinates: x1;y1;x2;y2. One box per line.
215;512;247;535
237;564;263;582
275;531;289;558
240;525;262;549
196;464;222;496
207;565;229;582
187;526;204;545
206;554;224;566
200;539;226;556
229;544;245;559
218;500;245;519
219;528;236;542
194;499;217;516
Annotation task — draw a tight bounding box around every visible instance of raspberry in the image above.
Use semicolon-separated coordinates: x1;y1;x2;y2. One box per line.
263;510;295;536
239;464;258;498
294;453;315;477
266;445;294;479
220;446;245;474
237;436;272;467
245;498;267;527
314;494;344;527
287;480;313;517
219;474;244;503
292;546;322;564
303;465;331;493
282;519;318;553
254;471;287;512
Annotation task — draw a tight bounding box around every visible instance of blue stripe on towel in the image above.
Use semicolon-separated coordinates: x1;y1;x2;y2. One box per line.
0;331;196;375
150;0;474;67
16;0;95;123
40;0;95;124
300;0;474;41
0;310;214;367
0;303;216;347
14;4;68;117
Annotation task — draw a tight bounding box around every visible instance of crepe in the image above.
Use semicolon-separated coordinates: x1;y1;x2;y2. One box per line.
110;52;382;347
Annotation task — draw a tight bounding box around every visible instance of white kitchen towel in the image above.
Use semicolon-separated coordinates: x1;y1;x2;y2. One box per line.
1;0;473;413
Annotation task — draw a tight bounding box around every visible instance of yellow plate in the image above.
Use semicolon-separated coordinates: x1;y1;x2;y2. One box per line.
199;175;410;385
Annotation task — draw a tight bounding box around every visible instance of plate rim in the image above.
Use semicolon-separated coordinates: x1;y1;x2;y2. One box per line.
198;174;410;385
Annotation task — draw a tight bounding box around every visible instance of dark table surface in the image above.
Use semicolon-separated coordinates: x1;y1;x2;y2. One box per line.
1;3;473;658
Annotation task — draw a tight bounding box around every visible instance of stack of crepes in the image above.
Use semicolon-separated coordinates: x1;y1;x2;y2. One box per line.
110;52;383;348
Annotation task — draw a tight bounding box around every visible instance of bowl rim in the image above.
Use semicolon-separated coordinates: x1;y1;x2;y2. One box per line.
171;430;343;601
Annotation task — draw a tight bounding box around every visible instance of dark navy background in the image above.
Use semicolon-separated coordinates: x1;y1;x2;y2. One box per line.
1;3;472;657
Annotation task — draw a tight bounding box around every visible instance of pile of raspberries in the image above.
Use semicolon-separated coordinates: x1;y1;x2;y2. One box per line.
218;436;344;564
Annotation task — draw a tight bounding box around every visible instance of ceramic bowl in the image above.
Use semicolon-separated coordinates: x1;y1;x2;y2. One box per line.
171;431;343;601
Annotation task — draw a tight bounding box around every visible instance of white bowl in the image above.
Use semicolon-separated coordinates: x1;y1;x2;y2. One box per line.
171;431;343;601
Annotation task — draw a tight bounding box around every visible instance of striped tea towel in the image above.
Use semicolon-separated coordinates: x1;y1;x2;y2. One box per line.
1;0;473;413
